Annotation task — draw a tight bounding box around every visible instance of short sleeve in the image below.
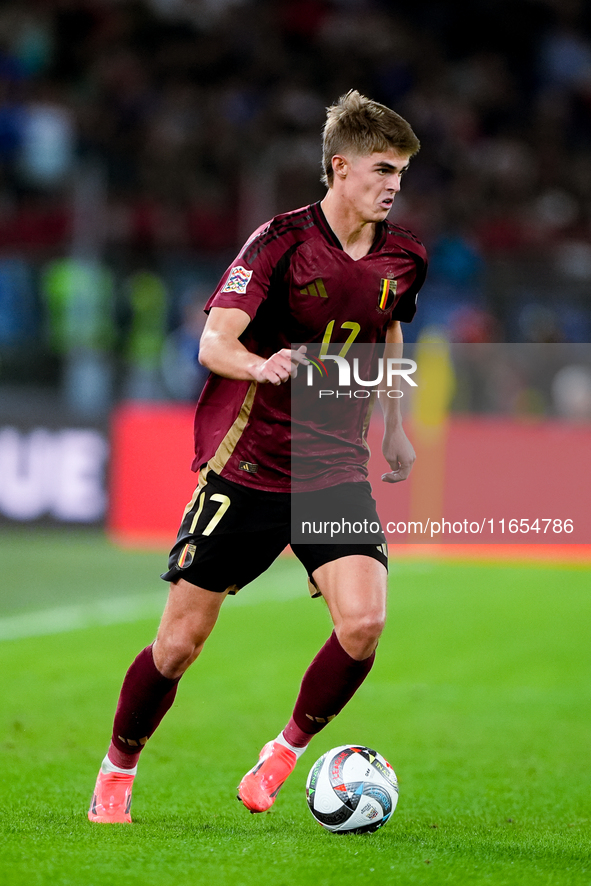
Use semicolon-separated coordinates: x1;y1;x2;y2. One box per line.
391;288;418;323
205;223;276;321
390;250;427;323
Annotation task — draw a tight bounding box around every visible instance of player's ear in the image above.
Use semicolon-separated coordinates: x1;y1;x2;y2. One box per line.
332;155;348;180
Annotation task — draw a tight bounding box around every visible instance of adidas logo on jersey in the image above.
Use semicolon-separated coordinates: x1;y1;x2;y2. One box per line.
300;278;328;298
239;460;259;474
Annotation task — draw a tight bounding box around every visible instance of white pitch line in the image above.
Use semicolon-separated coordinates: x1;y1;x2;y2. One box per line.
0;593;165;642
0;559;432;643
0;582;304;643
0;557;438;643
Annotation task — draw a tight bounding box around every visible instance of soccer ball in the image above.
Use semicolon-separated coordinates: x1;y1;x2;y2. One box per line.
305;745;398;834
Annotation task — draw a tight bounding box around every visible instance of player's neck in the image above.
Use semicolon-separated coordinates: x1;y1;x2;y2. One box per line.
320;192;375;260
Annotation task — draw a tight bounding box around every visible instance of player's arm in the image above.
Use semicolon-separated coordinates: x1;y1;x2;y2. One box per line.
199;306;308;385
381;320;416;483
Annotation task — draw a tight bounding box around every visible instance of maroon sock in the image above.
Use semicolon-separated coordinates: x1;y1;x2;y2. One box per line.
285;631;375;742
109;645;180;763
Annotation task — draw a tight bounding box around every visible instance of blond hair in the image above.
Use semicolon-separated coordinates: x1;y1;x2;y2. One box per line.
321;90;420;187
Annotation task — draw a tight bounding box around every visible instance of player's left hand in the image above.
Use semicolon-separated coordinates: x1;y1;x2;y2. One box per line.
381;426;416;483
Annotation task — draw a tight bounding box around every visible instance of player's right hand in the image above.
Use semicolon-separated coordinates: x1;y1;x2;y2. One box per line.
254;346;309;385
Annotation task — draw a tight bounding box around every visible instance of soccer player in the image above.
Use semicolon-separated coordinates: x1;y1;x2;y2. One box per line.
89;90;427;823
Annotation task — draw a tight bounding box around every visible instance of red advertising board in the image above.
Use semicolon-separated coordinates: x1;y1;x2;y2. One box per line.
108;402;197;546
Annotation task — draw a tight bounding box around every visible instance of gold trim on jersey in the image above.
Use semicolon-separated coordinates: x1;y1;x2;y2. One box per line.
208;381;258;475
181;382;257;520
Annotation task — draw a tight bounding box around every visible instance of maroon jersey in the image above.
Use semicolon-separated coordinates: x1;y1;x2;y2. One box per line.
192;201;427;491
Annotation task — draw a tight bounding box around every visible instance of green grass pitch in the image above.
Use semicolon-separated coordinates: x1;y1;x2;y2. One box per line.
0;529;589;886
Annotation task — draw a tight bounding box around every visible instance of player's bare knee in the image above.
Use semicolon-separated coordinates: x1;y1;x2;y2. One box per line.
357;612;386;643
153;634;202;679
338;611;385;659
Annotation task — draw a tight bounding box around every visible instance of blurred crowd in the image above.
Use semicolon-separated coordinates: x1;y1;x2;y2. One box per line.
1;0;591;413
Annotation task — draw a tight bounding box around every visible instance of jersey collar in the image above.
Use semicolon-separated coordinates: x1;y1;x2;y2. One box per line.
311;201;387;255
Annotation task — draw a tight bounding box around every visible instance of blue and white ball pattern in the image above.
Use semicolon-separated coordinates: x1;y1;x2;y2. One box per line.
306;745;398;833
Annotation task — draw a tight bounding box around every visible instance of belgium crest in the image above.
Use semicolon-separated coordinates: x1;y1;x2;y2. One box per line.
378;275;397;313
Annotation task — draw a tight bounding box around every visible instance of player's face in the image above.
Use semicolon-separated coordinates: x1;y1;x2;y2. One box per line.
339;149;410;223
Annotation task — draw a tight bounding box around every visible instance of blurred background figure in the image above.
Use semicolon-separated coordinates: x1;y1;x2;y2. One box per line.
123;266;168;400
161;288;209;401
42;251;115;417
